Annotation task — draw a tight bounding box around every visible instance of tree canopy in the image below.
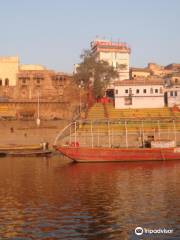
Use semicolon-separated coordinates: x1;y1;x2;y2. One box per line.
74;50;118;98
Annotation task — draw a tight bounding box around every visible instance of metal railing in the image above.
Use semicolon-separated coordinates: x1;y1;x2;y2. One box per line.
54;119;180;148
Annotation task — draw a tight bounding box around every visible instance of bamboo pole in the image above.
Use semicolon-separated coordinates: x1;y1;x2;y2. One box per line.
91;121;93;148
173;120;177;144
70;124;72;143
125;121;128;148
141;120;144;147
108;121;111;147
74;122;77;145
97;128;100;147
158;120;161;139
111;128;114;147
139;127;142;147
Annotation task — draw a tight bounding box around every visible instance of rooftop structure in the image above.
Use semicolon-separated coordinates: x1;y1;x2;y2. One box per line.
20;64;46;71
130;67;151;79
115;77;164;86
0;56;19;86
91;39;131;81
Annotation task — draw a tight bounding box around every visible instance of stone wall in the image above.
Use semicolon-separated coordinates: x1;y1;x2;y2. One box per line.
0;102;77;120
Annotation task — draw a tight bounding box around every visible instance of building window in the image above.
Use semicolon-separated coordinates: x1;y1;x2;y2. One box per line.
175;78;178;83
124;97;132;105
125;89;128;94
150;88;153;94
22;79;26;84
143;89;147;94
115;89;118;95
170;91;173;96
136;89;140;94
37;79;40;84
0;79;2;86
155;89;158;93
5;78;9;86
175;91;177;97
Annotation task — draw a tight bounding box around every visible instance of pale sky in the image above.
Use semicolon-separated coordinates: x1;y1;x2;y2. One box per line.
0;0;179;73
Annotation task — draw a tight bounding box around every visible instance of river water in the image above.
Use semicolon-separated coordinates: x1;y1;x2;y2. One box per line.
0;155;179;240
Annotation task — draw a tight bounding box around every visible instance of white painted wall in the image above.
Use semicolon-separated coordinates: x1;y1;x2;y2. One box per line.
167;89;180;107
98;51;129;81
115;84;164;109
115;96;164;109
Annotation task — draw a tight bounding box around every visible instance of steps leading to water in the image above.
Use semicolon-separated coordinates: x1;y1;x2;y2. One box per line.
0;105;16;117
86;102;177;120
86;103;106;120
106;103;174;119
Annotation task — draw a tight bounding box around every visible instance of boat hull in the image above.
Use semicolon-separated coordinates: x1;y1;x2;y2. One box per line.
7;150;52;157
55;146;180;163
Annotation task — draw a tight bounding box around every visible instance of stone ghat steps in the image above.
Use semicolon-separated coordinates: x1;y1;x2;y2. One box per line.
81;103;180;132
106;103;174;119
78;123;180;132
0;106;16;117
85;102;178;121
86;103;106;120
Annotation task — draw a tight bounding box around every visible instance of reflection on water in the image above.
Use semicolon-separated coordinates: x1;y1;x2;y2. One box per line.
0;156;179;239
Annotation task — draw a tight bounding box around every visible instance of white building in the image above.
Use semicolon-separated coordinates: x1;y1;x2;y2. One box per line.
165;87;180;107
91;39;131;81
114;78;164;109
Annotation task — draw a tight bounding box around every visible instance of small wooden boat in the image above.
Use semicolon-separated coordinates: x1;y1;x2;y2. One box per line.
0;152;7;157
7;150;52;157
0;144;43;151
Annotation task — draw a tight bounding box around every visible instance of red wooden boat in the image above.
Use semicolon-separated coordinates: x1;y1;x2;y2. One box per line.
54;120;180;163
54;145;180;163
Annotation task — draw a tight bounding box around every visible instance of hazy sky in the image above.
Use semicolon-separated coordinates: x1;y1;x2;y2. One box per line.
0;0;179;72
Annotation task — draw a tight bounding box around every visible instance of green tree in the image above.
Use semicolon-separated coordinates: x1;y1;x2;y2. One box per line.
74;50;118;98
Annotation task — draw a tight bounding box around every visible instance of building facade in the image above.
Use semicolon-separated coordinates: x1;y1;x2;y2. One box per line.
17;70;72;101
0;56;19;86
91;39;131;81
0;56;72;102
114;78;164;109
130;67;151;79
165;88;180;107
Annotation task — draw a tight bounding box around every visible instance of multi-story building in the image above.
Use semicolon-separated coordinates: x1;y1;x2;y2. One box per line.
0;56;47;87
114;77;164;109
0;56;75;120
17;70;72;101
91;39;131;81
0;56;72;101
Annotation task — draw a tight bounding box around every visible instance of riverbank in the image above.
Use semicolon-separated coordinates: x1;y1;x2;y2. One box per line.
0;120;68;147
1;118;180;150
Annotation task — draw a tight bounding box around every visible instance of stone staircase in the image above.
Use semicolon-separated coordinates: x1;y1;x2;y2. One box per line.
0;105;16;118
86;103;106;120
106;103;174;119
